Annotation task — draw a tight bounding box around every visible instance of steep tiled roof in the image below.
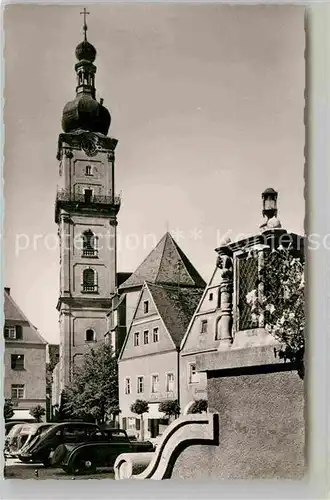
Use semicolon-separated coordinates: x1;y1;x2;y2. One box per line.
119;232;206;290
147;283;204;348
4;289;47;345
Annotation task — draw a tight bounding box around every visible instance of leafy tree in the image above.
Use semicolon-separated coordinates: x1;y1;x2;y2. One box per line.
29;405;46;423
130;400;149;441
63;343;119;424
4;399;14;421
189;399;208;414
246;246;305;378
158;400;181;420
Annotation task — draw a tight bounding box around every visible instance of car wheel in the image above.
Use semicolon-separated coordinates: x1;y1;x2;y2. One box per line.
69;458;96;475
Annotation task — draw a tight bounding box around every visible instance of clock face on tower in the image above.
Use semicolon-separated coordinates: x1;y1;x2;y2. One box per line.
81;137;97;157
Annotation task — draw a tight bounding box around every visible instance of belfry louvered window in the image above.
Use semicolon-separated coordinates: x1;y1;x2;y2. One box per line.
237;253;259;331
82;268;98;293
82;230;98;257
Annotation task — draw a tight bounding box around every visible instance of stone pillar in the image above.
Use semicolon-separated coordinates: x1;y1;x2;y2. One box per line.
216;250;233;347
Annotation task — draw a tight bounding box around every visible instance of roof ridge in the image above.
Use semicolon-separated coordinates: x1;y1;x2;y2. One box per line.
154;233;170;283
4;290;48;344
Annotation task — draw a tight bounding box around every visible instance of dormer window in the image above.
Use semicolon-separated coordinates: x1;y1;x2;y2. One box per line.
85;165;92;176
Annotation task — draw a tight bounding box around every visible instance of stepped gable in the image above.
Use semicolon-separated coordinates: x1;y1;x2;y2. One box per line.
147;283;203;348
119;232;206;290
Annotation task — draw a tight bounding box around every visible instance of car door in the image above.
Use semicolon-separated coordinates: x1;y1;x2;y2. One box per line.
62;425;87;445
107;431;133;465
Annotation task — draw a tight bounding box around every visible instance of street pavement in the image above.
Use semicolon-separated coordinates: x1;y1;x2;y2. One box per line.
4;456;115;480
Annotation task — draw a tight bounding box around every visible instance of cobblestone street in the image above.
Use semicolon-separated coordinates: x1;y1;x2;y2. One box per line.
4;457;115;480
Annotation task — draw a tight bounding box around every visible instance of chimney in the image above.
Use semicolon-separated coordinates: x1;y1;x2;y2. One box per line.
5;287;10;295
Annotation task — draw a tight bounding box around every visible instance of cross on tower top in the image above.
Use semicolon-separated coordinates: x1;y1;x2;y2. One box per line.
80;7;90;41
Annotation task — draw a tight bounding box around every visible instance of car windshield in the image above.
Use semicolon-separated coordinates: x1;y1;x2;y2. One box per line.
7;424;24;438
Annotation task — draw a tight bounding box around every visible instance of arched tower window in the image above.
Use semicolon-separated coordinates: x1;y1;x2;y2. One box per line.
82;268;98;293
85;329;95;342
82;230;98;257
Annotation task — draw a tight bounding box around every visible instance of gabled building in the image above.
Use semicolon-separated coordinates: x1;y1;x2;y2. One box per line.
180;188;305;425
118;281;203;439
108;232;206;355
4;288;47;421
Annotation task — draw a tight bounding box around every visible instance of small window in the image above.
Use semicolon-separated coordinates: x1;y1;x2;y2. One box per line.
151;374;159;393
11;354;24;370
134;332;140;347
84;189;93;203
4;325;22;340
209;292;213;301
189;364;199;384
11;384;25;399
166;373;175;392
125;378;131;395
153;327;159;343
201;320;208;334
143;301;149;314
137;376;144;394
144;330;149;344
85;329;95;342
85;165;92;176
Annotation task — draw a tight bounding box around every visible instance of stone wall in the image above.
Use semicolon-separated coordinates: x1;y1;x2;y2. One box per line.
171;366;305;479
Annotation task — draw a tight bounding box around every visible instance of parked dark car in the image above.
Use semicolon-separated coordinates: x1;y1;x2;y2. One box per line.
15;423;55;461
5;423;26;456
51;428;155;474
5;421;27;436
17;422;101;466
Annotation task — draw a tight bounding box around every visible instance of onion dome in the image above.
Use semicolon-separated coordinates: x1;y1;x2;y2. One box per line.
61;10;111;136
75;40;96;62
62;94;111;135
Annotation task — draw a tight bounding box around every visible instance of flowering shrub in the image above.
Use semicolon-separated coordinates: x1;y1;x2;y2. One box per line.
246;246;305;378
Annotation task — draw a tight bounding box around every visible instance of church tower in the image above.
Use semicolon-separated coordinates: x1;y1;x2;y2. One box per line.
55;11;120;393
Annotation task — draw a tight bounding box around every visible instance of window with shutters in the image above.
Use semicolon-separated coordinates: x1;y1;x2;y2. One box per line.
11;354;24;370
4;325;22;340
82;268;98;293
237;254;259;330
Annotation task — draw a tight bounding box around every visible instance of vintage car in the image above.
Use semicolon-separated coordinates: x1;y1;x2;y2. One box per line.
5;421;27;436
5;423;26;455
15;423;55;461
52;428;155;475
17;421;101;466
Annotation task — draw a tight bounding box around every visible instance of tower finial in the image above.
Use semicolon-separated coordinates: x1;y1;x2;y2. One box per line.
80;7;90;41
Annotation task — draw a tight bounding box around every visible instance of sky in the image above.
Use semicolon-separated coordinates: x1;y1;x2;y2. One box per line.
4;4;305;344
